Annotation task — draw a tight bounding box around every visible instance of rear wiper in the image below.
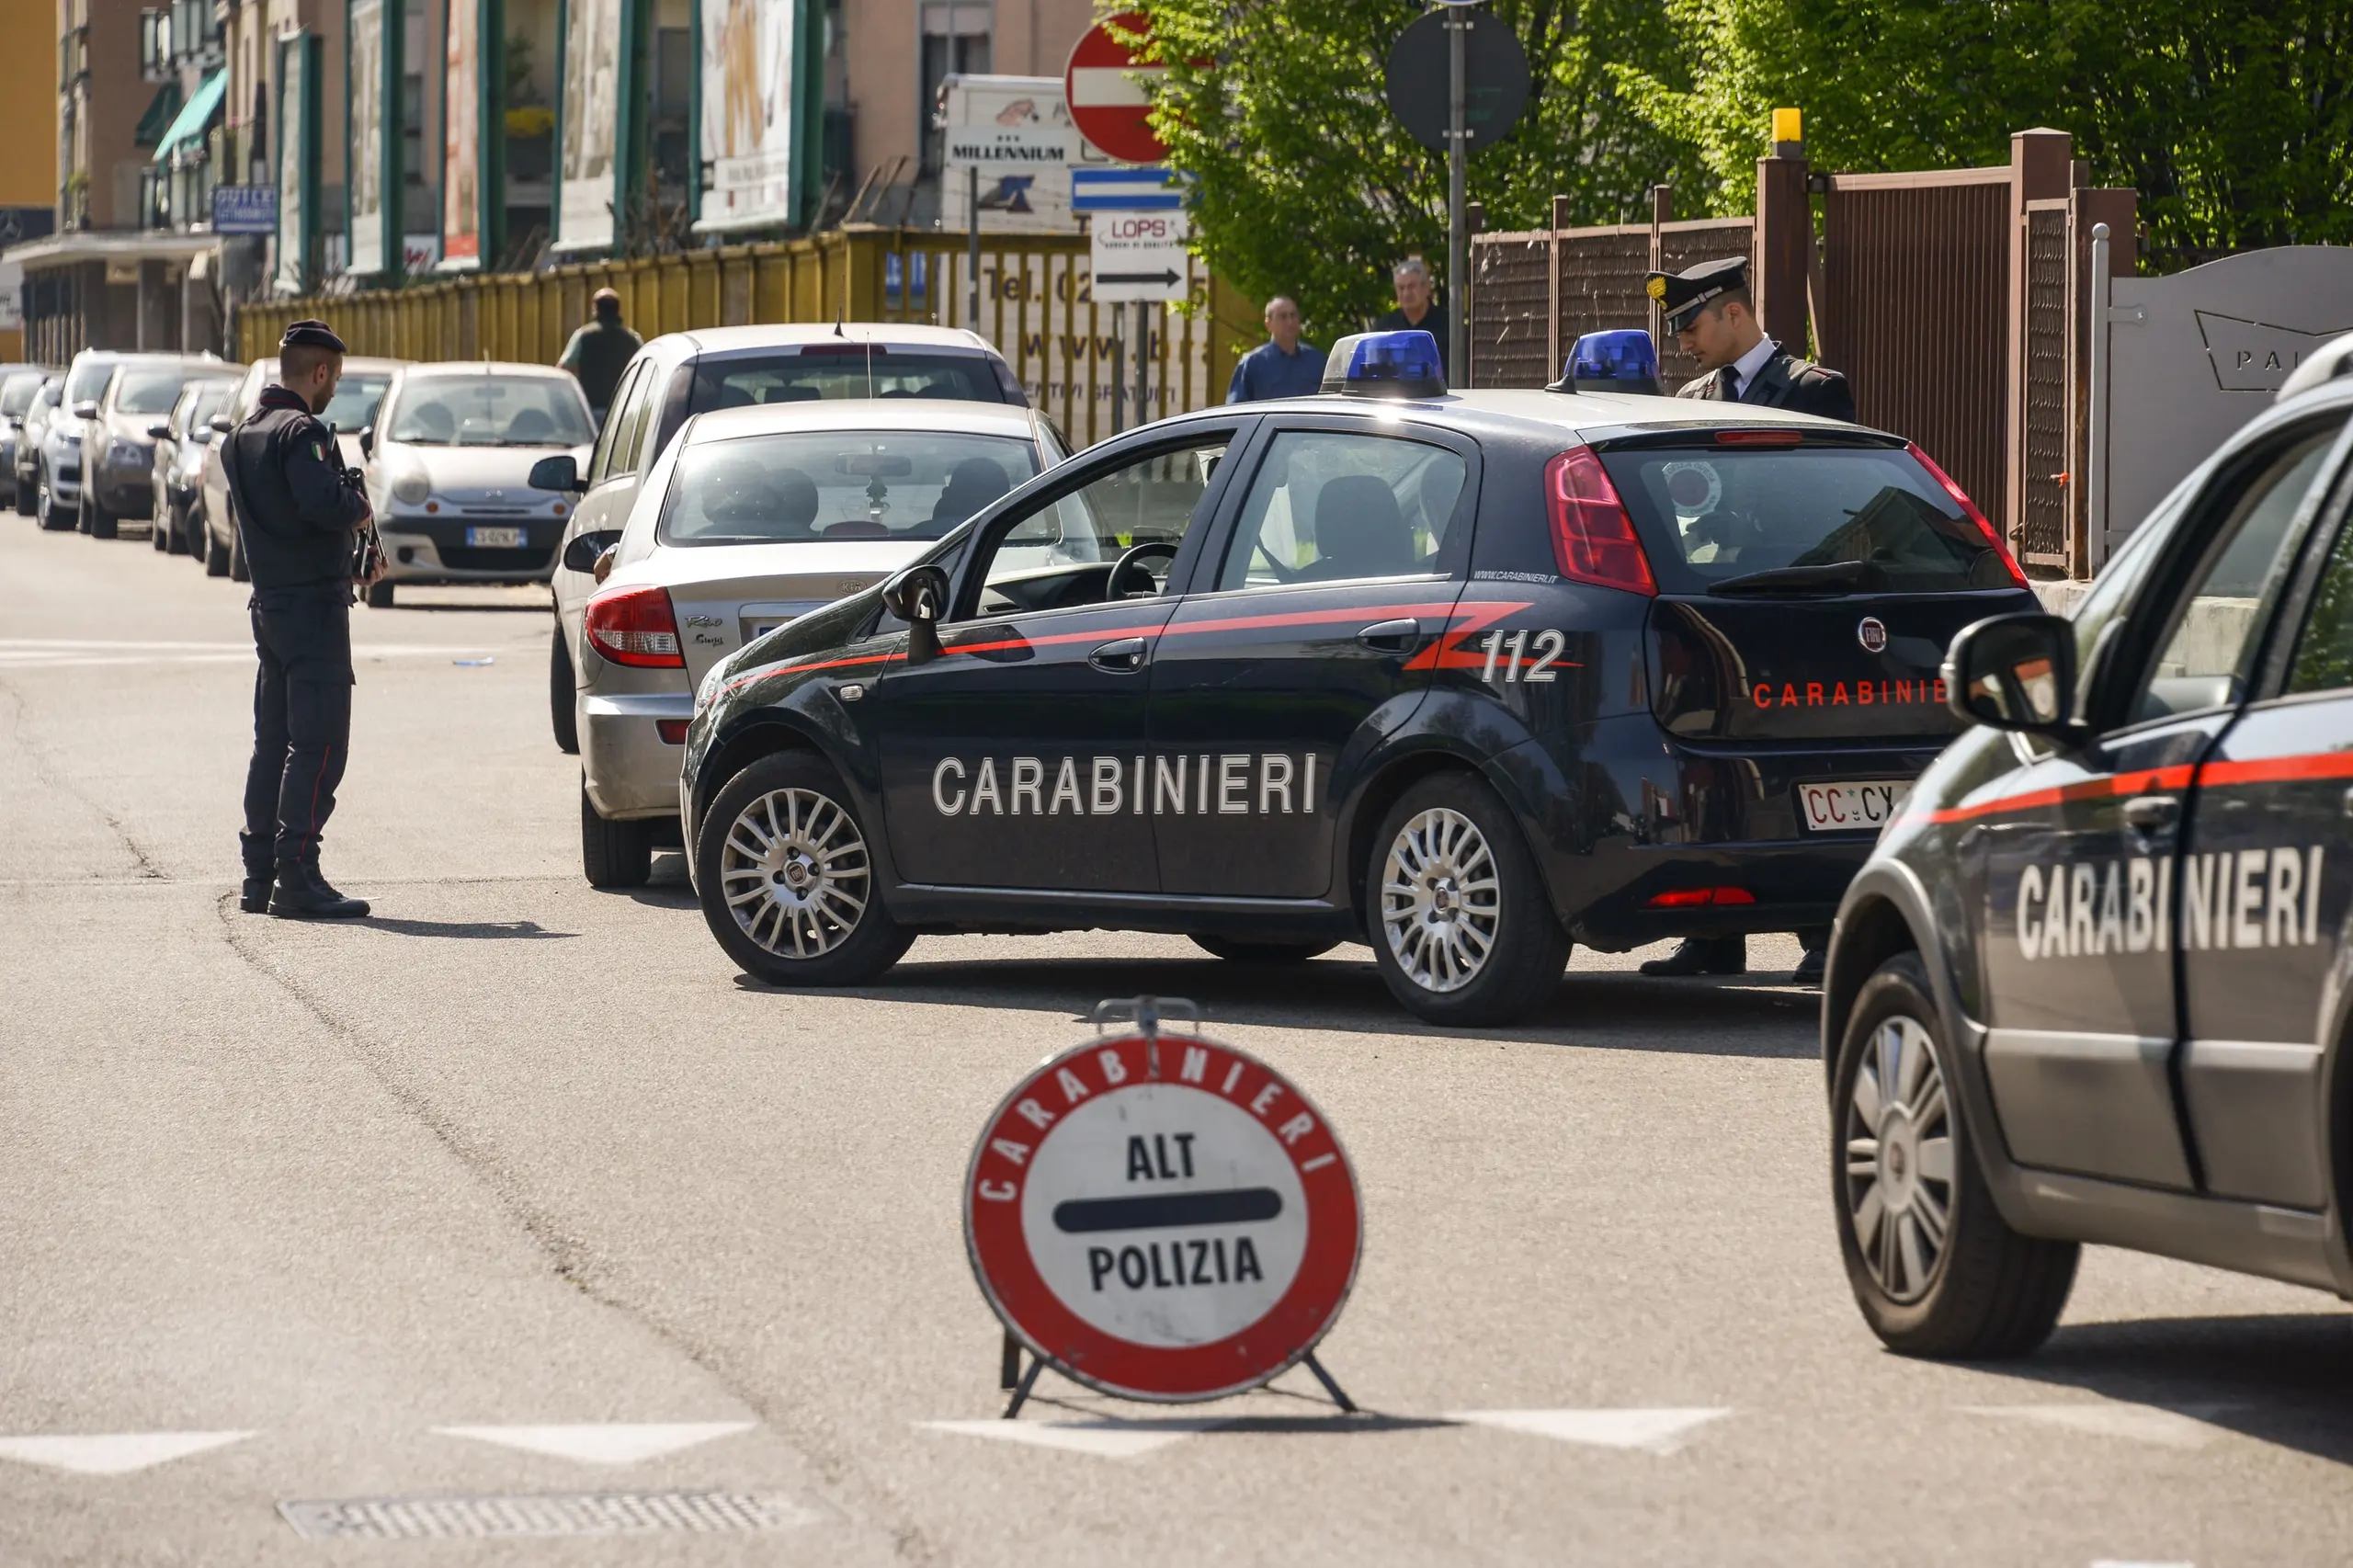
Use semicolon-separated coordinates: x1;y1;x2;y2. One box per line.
1707;561;1870;596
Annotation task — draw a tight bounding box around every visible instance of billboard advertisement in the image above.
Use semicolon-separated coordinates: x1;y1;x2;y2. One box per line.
274;34;316;295
696;0;803;233
442;0;482;267
555;0;625;252
345;0;392;276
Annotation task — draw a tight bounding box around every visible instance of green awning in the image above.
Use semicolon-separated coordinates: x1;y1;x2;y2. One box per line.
153;68;226;162
133;82;182;147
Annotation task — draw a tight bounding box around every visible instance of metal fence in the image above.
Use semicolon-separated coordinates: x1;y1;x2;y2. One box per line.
239;228;1257;450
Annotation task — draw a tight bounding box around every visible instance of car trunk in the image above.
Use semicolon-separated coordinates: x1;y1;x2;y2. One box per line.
654;539;932;686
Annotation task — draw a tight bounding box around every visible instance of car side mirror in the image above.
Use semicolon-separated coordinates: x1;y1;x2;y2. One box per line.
210;415;233;435
1945;612;2078;734
188;426;211;444
881;563;952;666
562;529;623;574
71;401;97;420
357;425;374;457
147;423;171;440
529;453;586;494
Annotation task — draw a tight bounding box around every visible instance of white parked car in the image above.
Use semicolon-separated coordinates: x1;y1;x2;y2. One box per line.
199;356;403;578
558;398;1065;886
358;362;596;607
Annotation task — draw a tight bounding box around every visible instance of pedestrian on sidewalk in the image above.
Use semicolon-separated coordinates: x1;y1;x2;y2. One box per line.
560;288;644;426
1225;297;1324;403
1373;258;1451;382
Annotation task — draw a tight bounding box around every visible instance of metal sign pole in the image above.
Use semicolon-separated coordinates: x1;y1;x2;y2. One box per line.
1134;301;1150;427
1110;293;1127;437
1447;5;1467;382
2086;222;2111;574
967;165;982;329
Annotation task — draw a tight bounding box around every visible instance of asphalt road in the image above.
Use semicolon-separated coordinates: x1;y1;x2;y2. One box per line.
3;515;2349;1567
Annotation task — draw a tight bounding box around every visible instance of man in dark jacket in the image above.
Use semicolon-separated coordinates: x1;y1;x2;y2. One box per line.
223;320;379;920
1639;255;1853;985
559;288;643;424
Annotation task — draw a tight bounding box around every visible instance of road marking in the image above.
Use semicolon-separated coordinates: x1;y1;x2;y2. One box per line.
279;1489;815;1540
0;1430;257;1475
1447;1408;1732;1454
0;639;496;671
2090;1561;2196;1567
432;1422;756;1466
1961;1403;2234;1450
917;1417;1229;1459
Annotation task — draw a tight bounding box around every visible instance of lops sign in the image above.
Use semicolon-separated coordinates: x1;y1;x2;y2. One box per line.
964;1028;1360;1401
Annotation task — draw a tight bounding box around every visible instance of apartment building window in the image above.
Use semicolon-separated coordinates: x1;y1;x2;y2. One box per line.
917;0;989;174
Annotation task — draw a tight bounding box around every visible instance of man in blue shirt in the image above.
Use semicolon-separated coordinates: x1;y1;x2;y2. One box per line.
1225;297;1324;403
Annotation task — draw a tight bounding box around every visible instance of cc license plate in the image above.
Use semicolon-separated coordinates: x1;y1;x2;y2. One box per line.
465;525;526;548
1797;779;1909;833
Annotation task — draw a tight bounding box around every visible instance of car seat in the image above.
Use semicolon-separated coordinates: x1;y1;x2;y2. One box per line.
405;402;457;442
926;456;1011;528
506;407;555;443
1309;474;1415;580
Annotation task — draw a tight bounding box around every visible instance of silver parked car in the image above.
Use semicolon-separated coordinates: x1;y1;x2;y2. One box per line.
0;368;51;510
358;361;595;608
556;398;1063;886
13;376;59;519
39;350;122;531
82;354;236;539
199;356;403;579
545;323;1033;754
147;376;239;555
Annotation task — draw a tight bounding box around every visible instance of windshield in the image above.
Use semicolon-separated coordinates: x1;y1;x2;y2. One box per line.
113;368;200;415
184;384;234;429
64;357;119;406
29;382;57;415
324;373;393;429
658;429;1040;547
386;376;594;446
0;372;42;416
1600;442;2017;595
692;350;1016;411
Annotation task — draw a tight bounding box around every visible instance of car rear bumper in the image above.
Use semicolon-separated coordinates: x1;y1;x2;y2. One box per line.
582;690;693;819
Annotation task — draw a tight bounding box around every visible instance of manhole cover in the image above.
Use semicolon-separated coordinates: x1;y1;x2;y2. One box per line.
278;1490;815;1540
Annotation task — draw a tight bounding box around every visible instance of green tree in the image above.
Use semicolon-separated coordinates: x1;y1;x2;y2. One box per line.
1135;0;1704;343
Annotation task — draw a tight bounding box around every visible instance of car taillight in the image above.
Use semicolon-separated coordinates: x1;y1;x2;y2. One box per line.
1546;447;1655;597
1907;441;2029;587
1713;428;1805;446
1646;887;1756;908
584;584;685;668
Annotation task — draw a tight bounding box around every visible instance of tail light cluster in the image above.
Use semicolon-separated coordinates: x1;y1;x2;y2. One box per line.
583;584;684;668
1646;887;1756;908
1906;441;2029;587
1545;447;1656;597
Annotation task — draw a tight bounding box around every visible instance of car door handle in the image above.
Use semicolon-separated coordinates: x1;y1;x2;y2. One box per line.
2121;794;2180;833
1357;618;1420;652
1089;637;1148;672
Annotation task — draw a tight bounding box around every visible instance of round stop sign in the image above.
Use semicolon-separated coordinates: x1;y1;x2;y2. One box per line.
1064;11;1166;166
965;1032;1360;1402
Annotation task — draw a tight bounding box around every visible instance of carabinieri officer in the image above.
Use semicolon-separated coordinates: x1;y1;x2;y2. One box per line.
224;319;381;920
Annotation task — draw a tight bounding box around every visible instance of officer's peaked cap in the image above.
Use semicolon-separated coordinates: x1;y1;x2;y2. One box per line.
279;318;347;353
1643;256;1750;333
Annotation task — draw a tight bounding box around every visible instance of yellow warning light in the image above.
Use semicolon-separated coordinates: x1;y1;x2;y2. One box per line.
1772;107;1803;144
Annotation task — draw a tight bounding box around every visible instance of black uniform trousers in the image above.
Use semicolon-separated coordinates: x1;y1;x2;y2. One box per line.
241;582;355;872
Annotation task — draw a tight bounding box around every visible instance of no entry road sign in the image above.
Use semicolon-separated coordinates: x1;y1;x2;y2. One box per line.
1064;12;1165;166
965;1030;1360;1402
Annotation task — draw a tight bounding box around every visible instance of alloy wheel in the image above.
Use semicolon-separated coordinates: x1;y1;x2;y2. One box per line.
716;788;871;960
1843;1013;1955;1303
1379;806;1501;994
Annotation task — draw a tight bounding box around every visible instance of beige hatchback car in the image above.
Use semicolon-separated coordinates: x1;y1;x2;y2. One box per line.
562;398;1063;886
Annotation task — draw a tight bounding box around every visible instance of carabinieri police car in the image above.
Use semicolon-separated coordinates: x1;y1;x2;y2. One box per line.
1823;368;2353;1357
678;328;2037;1024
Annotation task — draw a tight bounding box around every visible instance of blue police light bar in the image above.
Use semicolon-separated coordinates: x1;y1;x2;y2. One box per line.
1552;329;1662;395
1320;330;1447;398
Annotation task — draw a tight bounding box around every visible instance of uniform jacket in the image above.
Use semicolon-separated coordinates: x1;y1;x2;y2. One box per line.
1677;349;1856;423
223;386;370;590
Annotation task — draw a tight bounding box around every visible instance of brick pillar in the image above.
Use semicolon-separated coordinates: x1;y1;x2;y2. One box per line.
1755;152;1811;350
2004;128;2073;551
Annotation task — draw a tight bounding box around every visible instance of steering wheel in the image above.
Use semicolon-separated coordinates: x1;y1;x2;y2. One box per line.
1106;540;1179;599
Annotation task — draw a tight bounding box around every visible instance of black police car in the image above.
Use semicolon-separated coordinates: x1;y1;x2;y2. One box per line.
679;329;2037;1023
1824;372;2353;1356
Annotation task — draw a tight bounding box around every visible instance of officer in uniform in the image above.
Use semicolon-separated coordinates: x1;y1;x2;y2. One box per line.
1640;255;1853;984
225;320;380;920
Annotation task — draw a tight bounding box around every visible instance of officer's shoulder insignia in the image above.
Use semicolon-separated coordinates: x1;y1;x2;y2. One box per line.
1644;276;1667;302
312;441;325;461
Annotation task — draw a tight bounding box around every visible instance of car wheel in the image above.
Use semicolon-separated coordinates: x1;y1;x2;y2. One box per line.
36;475;63;530
165;498;188;554
1833;951;2079;1358
1192;936;1338;963
188;506;208;562
551;624;580;755
366;581;394;608
1367;771;1569;1025
694;750;911;987
581;779;654;889
12;473;31;517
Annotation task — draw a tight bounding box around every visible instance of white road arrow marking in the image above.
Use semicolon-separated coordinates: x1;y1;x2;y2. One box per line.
432;1422;756;1466
0;1430;257;1475
1961;1403;2234;1450
918;1417;1227;1459
1448;1408;1732;1454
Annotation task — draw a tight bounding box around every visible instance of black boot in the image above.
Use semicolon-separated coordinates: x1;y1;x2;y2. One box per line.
1640;935;1746;976
269;861;370;919
239;869;275;914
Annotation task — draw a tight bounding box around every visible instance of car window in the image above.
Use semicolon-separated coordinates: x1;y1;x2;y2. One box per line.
587;362;647;485
965;434;1232;619
1216;428;1467;591
0;372;44;417
63;358;118;406
111;368;198;415
323;373;392;430
691;349;1012;409
656;428;1040;547
386;375;595;447
611;366;662;477
2131;428;2337;722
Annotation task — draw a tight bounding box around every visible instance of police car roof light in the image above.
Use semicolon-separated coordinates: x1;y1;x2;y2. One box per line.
1905;440;2029;587
1321;331;1446;398
1545;446;1655;597
1556;329;1661;395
